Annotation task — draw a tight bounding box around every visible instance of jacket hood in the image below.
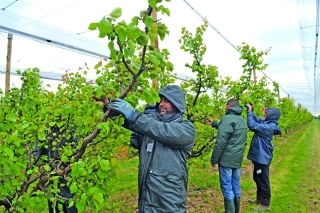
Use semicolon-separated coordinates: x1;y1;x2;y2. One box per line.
226;105;243;115
265;108;280;122
158;85;186;114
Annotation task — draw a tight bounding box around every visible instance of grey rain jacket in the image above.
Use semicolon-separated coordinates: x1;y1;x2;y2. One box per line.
210;106;247;168
247;108;281;165
128;85;196;213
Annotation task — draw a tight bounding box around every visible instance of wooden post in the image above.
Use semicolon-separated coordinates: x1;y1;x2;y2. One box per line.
5;33;13;95
151;8;159;90
253;68;257;85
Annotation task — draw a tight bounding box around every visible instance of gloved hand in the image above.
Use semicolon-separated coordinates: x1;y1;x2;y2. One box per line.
274;129;281;136
245;103;253;112
108;98;134;119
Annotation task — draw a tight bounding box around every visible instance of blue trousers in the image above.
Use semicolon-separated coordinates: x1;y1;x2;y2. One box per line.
218;165;241;200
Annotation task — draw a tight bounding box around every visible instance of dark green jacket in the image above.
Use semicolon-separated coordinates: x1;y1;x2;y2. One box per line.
210;106;247;168
128;85;196;213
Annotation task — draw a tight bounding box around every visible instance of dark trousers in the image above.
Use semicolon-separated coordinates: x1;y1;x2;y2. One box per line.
48;177;78;213
252;161;271;206
48;200;77;213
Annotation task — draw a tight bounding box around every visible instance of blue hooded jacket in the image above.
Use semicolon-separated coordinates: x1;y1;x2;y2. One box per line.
247;108;281;165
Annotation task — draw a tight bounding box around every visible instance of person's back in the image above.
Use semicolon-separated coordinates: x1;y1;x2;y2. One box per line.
207;99;247;213
33;126;79;213
247;108;281;165
212;106;247;168
246;106;281;211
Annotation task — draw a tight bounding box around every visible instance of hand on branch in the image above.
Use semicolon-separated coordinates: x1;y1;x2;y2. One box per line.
108;98;134;119
204;119;213;125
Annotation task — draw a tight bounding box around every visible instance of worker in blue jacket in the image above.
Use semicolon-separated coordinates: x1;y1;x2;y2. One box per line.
245;104;281;211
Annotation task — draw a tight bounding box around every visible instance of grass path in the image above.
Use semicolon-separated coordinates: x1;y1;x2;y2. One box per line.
244;120;320;212
100;121;320;212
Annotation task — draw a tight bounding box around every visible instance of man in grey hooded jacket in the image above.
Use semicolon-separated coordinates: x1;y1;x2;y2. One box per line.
108;85;196;213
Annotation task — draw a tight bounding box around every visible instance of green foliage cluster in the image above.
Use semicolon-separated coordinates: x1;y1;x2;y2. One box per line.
278;98;313;133
0;0;174;212
178;24;312;158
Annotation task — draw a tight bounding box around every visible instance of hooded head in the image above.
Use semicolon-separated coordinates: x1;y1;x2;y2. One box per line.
265;108;280;123
158;85;186;114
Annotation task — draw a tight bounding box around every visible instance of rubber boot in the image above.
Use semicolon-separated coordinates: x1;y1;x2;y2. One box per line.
224;198;235;213
234;197;240;213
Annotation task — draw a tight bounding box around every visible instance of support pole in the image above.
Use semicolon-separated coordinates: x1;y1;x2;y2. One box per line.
253;68;257;85
5;33;13;95
151;8;159;90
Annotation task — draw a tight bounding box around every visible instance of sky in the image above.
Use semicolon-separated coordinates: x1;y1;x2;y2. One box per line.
0;0;319;115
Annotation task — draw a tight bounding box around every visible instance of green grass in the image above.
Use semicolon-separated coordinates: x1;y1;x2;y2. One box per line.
244;120;320;213
95;120;320;212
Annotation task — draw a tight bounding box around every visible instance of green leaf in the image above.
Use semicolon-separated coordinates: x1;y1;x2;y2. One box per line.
94;61;102;69
61;155;68;162
13;140;21;147
136;34;148;46
127;26;141;39
68;199;74;208
93;192;104;204
97;169;108;178
124;48;131;58
27;169;33;175
97;122;110;134
131;16;139;26
144;16;154;28
163;8;170;16
81;193;87;201
116;27;126;44
128;40;136;52
76;203;85;212
98;18;113;38
70;183;78;193
148;32;156;44
49;122;56;127
21;123;29;129
142;89;154;103
6;113;17;122
44;165;50;171
88;22;98;30
148;0;156;7
7;135;19;142
100;159;110;171
110;7;122;18
0;124;10;131
149;55;159;65
38;130;46;141
95;86;102;98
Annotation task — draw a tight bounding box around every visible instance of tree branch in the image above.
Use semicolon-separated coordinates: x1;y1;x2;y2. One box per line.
117;39;136;77
192;77;202;107
190;135;216;158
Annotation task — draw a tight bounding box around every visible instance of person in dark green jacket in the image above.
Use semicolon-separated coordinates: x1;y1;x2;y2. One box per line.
205;99;247;213
108;85;196;213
